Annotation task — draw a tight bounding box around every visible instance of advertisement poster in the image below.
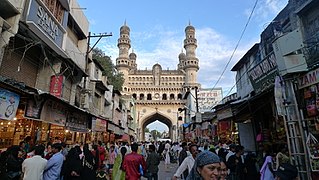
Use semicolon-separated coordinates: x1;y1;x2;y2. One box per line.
0;88;20;120
25;98;45;119
50;75;64;98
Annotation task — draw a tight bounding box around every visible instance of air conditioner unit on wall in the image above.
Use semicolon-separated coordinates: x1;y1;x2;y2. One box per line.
272;28;308;76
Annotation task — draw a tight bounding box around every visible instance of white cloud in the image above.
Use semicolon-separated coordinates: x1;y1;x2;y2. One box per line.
100;26;257;96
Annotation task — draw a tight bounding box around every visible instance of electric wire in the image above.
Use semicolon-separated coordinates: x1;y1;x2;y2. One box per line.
208;0;259;94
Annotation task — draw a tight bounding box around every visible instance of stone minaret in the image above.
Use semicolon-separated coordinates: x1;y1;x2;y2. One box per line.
178;49;186;70
183;23;199;87
116;21;131;83
129;49;137;71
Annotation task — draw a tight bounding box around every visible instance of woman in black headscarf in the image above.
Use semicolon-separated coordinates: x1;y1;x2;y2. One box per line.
186;151;221;180
63;146;83;180
81;144;96;180
6;145;23;180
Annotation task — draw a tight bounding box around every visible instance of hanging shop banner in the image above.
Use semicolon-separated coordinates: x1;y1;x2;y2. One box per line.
41;99;67;126
66;111;88;132
92;117;107;132
25;97;45;119
50;75;64;98
0;88;20;120
248;52;278;93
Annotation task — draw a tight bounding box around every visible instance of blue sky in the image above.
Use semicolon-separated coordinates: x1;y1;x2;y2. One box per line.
77;0;287;132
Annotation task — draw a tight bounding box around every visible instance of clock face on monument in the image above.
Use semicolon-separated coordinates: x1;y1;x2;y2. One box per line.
154;93;160;99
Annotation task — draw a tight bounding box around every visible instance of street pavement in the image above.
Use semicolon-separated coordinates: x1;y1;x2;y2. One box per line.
141;161;179;180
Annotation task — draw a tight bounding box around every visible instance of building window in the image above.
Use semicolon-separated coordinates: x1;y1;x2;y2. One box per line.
162;94;167;100
132;94;137;100
94;93;101;111
147;94;152;100
177;93;182;100
170;94;175;100
140;94;144;100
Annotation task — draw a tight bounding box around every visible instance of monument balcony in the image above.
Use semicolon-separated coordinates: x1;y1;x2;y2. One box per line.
135;99;185;105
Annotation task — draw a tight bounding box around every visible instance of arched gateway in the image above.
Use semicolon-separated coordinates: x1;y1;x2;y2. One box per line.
115;22;200;141
141;112;173;140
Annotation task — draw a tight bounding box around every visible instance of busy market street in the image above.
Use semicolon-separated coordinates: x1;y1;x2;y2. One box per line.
0;0;319;179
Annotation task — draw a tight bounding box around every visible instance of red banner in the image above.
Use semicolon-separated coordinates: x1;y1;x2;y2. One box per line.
50;75;64;97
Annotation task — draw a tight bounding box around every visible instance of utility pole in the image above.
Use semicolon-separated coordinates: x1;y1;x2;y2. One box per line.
82;32;112;109
85;32;113;74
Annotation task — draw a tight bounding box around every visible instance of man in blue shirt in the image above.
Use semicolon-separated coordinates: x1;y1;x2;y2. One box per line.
43;143;64;180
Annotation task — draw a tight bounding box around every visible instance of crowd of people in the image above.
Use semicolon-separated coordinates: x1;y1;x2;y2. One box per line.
0;137;300;180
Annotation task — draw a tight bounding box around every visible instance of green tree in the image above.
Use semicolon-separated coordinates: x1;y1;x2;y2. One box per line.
92;48;124;91
150;129;161;140
145;127;150;133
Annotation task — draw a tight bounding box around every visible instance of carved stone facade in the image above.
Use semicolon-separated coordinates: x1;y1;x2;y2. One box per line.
116;23;200;141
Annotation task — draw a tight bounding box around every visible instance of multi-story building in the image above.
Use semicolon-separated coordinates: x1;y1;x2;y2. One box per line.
226;0;319;178
0;0;98;147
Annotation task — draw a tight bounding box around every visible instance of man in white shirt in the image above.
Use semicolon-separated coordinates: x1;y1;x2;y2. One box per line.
225;144;236;161
164;141;171;165
172;144;198;180
22;145;47;180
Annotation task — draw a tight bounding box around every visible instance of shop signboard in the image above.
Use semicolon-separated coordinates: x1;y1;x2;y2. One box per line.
26;0;66;47
248;52;278;94
66;112;87;132
50;75;64;98
41;99;67;126
25;98;45;119
92;117;107;132
0;88;20;120
298;68;319;89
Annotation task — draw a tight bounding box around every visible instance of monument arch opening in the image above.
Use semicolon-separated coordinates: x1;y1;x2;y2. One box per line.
141;112;173;141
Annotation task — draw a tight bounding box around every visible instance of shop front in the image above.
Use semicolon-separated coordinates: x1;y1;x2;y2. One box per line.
215;104;237;144
23;93;91;146
91;117;108;144
107;122;124;143
298;68;319;173
201;121;211;143
0;80;40;150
